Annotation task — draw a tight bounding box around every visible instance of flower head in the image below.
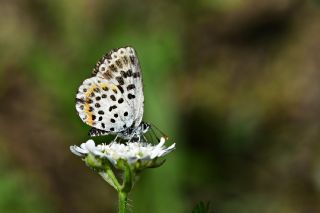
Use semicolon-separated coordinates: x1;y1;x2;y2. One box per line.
70;137;175;170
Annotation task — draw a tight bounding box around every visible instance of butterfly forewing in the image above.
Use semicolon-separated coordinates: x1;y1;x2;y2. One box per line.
76;46;144;136
95;47;144;128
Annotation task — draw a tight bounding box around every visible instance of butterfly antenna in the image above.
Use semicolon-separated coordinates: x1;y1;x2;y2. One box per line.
145;130;155;143
150;123;169;141
148;127;160;142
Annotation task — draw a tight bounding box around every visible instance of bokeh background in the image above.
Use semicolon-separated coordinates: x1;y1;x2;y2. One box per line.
1;0;320;212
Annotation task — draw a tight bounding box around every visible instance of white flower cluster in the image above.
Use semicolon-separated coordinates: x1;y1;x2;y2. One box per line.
70;137;175;167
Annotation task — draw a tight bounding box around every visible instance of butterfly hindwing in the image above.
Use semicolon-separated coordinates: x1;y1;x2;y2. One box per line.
76;76;136;133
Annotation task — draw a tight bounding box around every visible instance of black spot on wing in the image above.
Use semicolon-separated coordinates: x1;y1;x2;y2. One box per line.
127;84;135;91
118;98;124;104
116;76;125;85
76;98;85;104
117;85;124;94
120;71;127;78
126;69;132;77
123;56;129;65
130;56;135;64
128;94;135;99
110;64;117;72
116;60;123;68
110;95;116;101
133;72;140;78
109;105;117;112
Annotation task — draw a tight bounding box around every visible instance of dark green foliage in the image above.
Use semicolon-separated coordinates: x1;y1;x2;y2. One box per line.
192;202;211;213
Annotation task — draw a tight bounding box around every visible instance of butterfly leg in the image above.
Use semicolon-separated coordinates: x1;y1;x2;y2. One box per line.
141;134;148;142
113;135;119;142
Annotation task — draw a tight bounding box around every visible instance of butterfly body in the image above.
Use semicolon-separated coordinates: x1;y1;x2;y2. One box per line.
76;46;148;140
88;121;151;140
118;121;150;140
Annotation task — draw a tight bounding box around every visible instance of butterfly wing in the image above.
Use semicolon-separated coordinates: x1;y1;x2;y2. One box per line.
75;47;144;136
94;46;144;128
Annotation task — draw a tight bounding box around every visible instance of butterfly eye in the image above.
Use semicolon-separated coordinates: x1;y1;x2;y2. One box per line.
143;123;150;130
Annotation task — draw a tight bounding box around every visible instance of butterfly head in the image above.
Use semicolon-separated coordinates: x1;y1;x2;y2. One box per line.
141;122;151;134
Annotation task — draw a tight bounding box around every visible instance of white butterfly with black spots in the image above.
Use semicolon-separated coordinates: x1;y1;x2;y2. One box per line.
76;46;150;141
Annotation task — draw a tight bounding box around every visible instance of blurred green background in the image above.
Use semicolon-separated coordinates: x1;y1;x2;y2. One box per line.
1;0;320;212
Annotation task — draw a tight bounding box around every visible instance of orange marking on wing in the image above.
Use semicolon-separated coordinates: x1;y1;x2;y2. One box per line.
84;85;97;125
83;82;114;125
100;82;117;91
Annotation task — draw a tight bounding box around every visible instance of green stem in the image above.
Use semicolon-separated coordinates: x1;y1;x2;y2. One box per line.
118;191;128;213
99;166;122;191
106;167;121;190
122;163;133;193
118;162;134;213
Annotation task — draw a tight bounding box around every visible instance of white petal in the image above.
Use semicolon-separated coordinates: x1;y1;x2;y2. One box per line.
70;145;87;156
156;137;166;148
85;139;96;152
167;143;176;150
70;138;175;167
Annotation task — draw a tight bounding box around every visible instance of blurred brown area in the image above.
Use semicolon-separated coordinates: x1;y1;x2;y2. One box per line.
0;0;320;212
180;1;320;212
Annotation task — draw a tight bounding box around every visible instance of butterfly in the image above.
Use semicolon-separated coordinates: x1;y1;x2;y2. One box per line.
75;46;150;141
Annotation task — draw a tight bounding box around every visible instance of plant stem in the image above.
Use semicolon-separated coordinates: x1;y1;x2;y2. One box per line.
122;163;133;193
118;191;128;213
106;167;121;190
118;163;132;213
